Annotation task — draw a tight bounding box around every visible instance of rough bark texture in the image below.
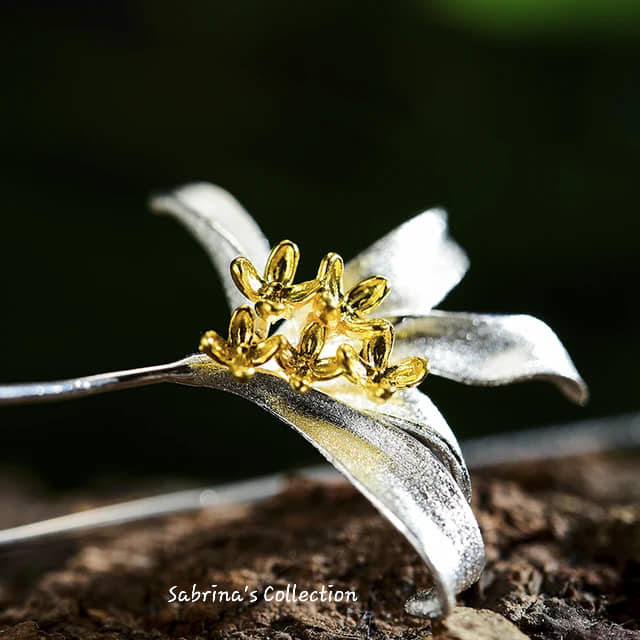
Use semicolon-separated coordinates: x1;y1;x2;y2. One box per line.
1;452;639;639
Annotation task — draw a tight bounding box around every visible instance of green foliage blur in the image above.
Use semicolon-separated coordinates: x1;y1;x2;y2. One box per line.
0;1;638;490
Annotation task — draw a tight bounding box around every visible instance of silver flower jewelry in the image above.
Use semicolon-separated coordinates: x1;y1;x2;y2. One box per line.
0;183;587;618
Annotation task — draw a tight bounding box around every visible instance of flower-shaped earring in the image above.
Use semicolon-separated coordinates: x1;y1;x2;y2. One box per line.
338;325;429;401
199;305;283;381
276;322;343;393
311;252;391;336
230;240;319;326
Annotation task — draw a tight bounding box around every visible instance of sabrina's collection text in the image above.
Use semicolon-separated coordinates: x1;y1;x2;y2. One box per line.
168;583;357;604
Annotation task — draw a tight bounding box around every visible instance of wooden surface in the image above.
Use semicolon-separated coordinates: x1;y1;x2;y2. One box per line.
1;452;639;639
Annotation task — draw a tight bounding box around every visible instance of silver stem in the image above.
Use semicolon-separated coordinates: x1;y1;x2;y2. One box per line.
0;357;197;405
0;413;637;548
0;466;338;547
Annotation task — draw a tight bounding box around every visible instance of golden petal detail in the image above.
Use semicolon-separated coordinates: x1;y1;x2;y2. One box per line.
230;257;263;302
265;239;299;285
385;357;430;389
252;334;285;365
345;275;390;317
287;279;321;304
228;305;255;346
362;325;393;371
299;322;326;359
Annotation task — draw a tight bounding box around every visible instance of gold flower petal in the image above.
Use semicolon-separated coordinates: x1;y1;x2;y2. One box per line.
362;326;393;371
230;257;263;302
228;305;255;346
287;279;321;304
345;275;390;317
199;330;232;365
344;317;392;338
317;252;344;302
312;357;343;381
252;334;285;365
385;357;429;390
265;240;299;285
299;322;327;359
274;336;295;367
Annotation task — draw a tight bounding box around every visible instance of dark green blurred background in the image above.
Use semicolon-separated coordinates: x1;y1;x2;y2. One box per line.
0;1;638;491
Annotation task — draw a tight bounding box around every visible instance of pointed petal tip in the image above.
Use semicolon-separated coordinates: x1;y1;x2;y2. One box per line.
391;311;588;406
149;182;223;214
554;374;590;406
511;313;589;406
405;588;454;618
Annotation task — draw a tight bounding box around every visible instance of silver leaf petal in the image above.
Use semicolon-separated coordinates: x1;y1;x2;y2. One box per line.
150;183;271;310
317;379;471;500
391;311;589;405
343;208;469;315
182;356;485;617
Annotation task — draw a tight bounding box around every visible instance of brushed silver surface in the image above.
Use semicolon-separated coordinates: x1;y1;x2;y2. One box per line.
391;311;588;405
343;207;469;315
182;357;485;618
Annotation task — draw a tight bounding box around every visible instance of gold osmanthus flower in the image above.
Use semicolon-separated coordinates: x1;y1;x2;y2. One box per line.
203;239;427;400
199;305;283;382
311;252;391;336
276;322;343;393
230;240;319;325
337;325;429;402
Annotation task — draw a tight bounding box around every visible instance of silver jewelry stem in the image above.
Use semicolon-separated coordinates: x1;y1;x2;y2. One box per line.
0;466;338;548
0;358;197;405
0;414;636;548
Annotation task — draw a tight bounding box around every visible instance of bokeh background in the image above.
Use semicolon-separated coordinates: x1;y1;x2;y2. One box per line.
0;1;638;492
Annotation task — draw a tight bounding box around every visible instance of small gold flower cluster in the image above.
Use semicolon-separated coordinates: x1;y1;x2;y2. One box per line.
199;240;428;401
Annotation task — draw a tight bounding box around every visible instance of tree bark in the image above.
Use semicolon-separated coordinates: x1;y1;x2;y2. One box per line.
1;452;639;639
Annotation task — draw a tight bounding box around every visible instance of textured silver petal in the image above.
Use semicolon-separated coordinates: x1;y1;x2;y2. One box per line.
317;379;471;500
0;356;485;617
183;357;485;617
343;208;469;315
150;183;271;310
391;311;589;405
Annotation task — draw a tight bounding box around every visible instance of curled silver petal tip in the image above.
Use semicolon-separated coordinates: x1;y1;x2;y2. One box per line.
405;589;451;618
546;372;589;406
391;311;589;406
